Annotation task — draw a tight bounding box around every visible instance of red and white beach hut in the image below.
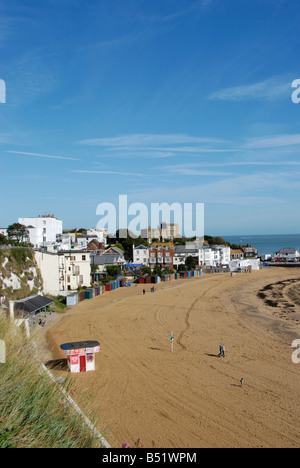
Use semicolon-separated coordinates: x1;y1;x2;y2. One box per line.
60;340;101;373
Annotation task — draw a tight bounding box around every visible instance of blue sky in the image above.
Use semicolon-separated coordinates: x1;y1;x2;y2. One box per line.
1;0;300;236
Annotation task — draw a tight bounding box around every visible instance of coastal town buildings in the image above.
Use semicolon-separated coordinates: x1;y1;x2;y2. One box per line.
91;246;126;273
35;249;91;296
148;242;175;269
141;223;181;243
132;245;149;266
273;247;300;262
173;244;201;268
18;215;63;248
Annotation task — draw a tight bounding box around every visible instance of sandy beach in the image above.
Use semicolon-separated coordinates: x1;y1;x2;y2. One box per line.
36;268;300;448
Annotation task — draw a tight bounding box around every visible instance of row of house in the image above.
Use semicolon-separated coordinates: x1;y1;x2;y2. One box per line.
1;216;262;297
133;242;232;269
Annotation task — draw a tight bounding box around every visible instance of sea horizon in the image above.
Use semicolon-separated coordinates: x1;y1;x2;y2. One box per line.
221;234;300;257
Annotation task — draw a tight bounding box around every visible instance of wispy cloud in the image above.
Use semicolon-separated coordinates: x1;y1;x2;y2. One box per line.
77;133;227;147
209;76;292;102
245;133;300;149
72;170;144;177
108;146;237;154
165;167;234;176
6;151;81;161
77;133;237;158
166;160;300;170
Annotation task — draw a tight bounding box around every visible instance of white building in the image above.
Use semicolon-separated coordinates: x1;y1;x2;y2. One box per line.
141;223;181;243
229;258;261;272
19;216;63;248
273;248;300;262
202;245;231;267
173;245;201;268
35;250;91;296
133;245;149;266
86;228;107;245
214;245;231;266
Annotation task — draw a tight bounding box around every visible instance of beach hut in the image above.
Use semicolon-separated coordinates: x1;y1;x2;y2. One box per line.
105;283;112;292
84;289;93;300
66;293;78;307
60;340;101;373
139;277;145;284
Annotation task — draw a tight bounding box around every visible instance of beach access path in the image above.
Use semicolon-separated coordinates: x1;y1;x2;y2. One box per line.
36;269;300;448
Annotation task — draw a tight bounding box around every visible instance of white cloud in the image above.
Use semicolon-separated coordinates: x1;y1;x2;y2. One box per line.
209;76;291;102
72;170;144;177
6;150;81;161
77;133;227;147
245;133;300;149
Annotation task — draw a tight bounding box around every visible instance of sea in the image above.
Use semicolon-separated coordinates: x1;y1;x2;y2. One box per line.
223;234;300;257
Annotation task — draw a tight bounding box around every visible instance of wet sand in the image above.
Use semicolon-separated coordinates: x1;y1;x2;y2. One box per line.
36;268;300;448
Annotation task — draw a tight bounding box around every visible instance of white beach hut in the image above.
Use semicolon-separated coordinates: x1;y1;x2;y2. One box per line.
60;340;101;373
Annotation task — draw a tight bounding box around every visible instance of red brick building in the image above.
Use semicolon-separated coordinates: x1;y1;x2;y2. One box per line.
148;242;175;270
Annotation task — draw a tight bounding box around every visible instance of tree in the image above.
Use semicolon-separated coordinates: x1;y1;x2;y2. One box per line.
141;266;151;276
153;265;162;277
106;265;121;277
7;223;29;244
204;235;229;246
185;256;196;271
111;229;148;262
0;234;8;245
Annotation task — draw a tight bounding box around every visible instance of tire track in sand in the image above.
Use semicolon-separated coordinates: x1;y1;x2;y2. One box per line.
176;282;220;351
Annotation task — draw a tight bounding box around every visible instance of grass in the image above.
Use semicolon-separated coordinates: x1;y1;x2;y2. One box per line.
0;316;104;448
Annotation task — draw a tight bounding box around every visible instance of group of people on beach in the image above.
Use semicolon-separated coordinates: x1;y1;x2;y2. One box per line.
218;344;244;387
143;287;157;295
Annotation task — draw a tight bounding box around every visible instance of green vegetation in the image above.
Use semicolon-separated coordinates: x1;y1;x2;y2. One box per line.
108;230;148;261
204;236;230;246
0;317;104;448
185;255;197;271
6;223;33;247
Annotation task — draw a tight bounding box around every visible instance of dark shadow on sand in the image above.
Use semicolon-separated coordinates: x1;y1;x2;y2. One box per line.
45;358;69;371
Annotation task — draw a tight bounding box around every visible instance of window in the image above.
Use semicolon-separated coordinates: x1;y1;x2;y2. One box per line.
82;255;86;261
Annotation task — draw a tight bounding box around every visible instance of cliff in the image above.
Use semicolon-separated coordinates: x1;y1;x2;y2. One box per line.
0;248;43;303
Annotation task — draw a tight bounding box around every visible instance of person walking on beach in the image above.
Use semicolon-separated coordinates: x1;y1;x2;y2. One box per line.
240;378;244;387
219;344;225;358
